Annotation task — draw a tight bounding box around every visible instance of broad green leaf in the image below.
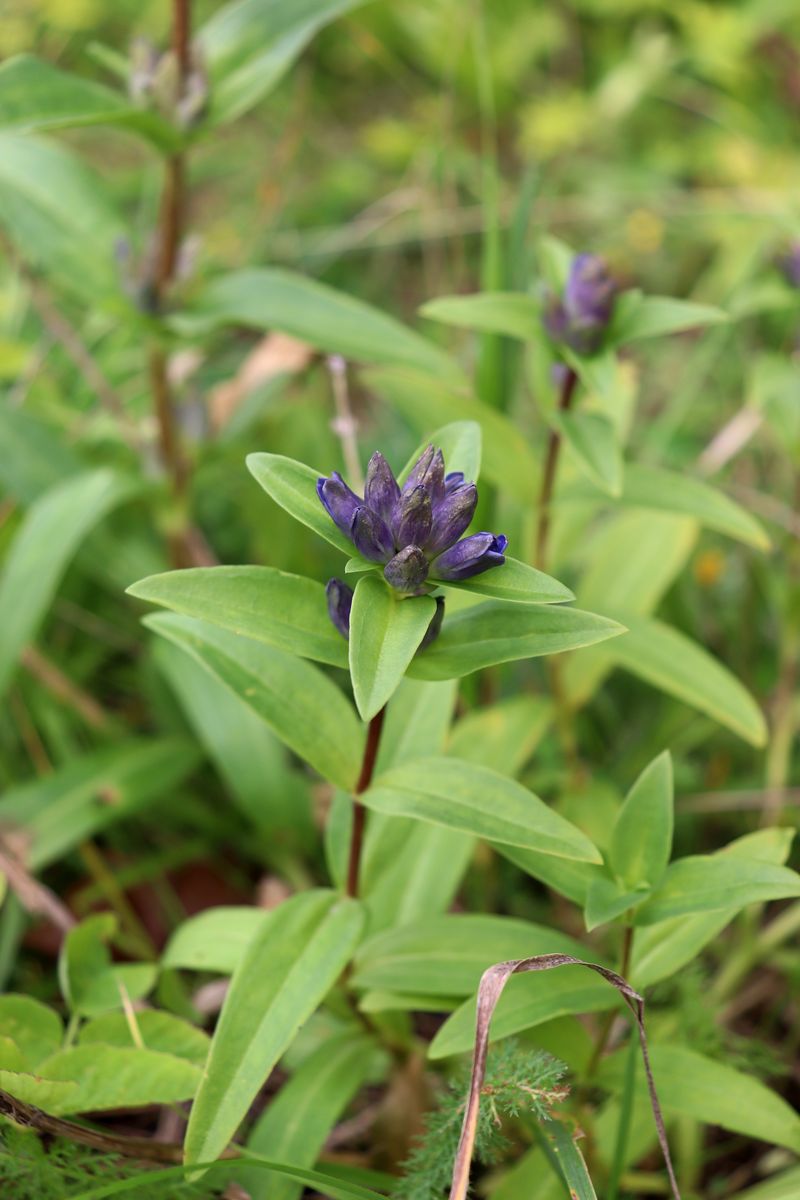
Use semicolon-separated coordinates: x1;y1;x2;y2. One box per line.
199;0;370;125
163;907;266;973
349;578;435;720
735;1167;800;1200
242;1033;378;1200
0;738;199;871
635;855;800;925
553;410;623;497
0;55;178;150
352;915;590;996
182;268;460;381
0;996;62;1069
184;890;364;1166
129;565;347;668
36;1045;201;1115
602;611;767;747
497;847;603;907
429;968;618;1060
154;641;313;848
408;602;624;681
0;1071;78;1112
631;829;796;988
560;462;769;550
364;825;474;935
447;695;554;774
374;677;458;774
0;133;125;302
439;557;573;605
362;757;601;861
0;469;135;699
584;877;650;931
360;991;458;1014
365;366;540;502
247;453;353;554
607;291;728;345
608;752;673;889
420;292;539;340
399;420;482;486
58;915;156;1018
144;614;364;790
80;1011;210;1067
600;1044;800;1152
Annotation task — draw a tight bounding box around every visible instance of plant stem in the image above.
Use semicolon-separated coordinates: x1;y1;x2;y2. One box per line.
534;366;578;571
586;925;633;1078
346;707;387;898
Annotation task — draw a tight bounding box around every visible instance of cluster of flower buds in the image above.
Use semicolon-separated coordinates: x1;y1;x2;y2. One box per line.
543;253;619;355
326;579;445;647
317;446;507;596
129;37;208;129
778;243;800;289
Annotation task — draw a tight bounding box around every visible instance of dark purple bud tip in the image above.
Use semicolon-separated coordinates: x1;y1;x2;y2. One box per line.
317;473;362;537
444;471;465;493
351;505;395;563
565;253;618;326
364;451;400;526
430;532;507;581
404;445;445;503
419;596;445;652
426;481;478;555
326;578;353;640
395;484;433;549
384;545;430;593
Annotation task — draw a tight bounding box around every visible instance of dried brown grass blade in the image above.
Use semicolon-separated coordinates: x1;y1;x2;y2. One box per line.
447;952;681;1200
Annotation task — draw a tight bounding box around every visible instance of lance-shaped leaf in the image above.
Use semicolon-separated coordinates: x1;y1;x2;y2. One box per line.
608;752;673;890
361;757;601;861
552;409;623;497
399;421;482;488
439;557;573;605
128;565;347;668
420;292;540;341
607;291;728;346
635;855;800;925
184;890;364;1166
246;453;352;553
162;907;265;974
144;614;364;791
408;602;624;681
348;576;436;720
180;268;461;381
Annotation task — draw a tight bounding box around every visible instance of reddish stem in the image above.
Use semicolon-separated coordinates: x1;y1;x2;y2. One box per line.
346;707;387;898
534;366;578;570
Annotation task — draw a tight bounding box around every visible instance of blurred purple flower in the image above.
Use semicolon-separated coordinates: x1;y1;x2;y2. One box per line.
317;447;507;595
543;253;620;355
778;243;800;289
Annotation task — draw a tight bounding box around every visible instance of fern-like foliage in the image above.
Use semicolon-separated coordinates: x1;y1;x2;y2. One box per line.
400;1041;569;1200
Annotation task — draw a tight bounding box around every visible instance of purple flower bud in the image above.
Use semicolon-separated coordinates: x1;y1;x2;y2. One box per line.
444;471;465;493
419;595;445;651
384;545;429;593
430;532;508;581
426;482;477;555
543;253;619;356
404;445;445;503
326;578;353;640
351;506;395;563
778;244;800;289
395;484;432;549
364;451;400;527
317;473;362;538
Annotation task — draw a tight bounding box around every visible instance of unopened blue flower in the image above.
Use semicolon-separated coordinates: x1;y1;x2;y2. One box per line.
543;253;619;355
317;447;507;595
778;243;800;289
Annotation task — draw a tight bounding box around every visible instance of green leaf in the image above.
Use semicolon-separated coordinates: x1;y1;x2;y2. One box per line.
36;1045;201;1115
0;996;62;1069
243;1033;378;1200
600;1044;800;1152
429;967;618;1059
0;133;126;302
440;557;573;605
0;738;200;871
128;565;347;668
735;1167;800;1200
399;420;482;486
608;752;673;889
0;55;179;150
584;877;650;931
408;603;624;681
607;291;728;345
362;757;602;860
184;890;364;1166
0;469;135;699
246;452;353;554
631;829;796;989
420;292;540;340
352;915;591;996
497;844;602;907
182;268;460;381
552;410;623;497
58;915;156;1018
635;855;800;924
0;1071;79;1112
144;614;364;791
199;0;370;125
163;907;265;973
365;366;540;502
80;1011;210;1067
601;611;767;747
349;578;435;720
545;1121;598;1200
560;462;769;550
